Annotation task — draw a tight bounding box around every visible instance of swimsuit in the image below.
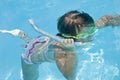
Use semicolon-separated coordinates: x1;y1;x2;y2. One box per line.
22;36;53;64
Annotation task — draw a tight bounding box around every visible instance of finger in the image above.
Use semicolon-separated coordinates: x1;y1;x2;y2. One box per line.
67;39;74;48
61;39;67;44
68;39;74;44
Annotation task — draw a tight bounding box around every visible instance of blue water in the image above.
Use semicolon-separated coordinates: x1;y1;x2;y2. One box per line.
0;0;120;80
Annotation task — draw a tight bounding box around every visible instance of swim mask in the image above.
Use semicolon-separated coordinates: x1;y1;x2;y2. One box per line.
61;26;97;40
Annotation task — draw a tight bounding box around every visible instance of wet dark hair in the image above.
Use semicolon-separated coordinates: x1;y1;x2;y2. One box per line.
57;10;95;36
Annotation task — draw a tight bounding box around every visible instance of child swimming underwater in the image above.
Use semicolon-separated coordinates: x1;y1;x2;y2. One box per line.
21;10;120;80
0;10;120;80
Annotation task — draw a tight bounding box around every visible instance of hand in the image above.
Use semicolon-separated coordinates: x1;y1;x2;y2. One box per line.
53;39;74;50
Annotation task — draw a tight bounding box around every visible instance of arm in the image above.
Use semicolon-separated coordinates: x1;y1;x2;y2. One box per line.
95;15;120;28
53;39;77;80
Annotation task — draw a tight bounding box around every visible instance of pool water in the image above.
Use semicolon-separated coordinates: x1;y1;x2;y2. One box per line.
0;0;120;80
